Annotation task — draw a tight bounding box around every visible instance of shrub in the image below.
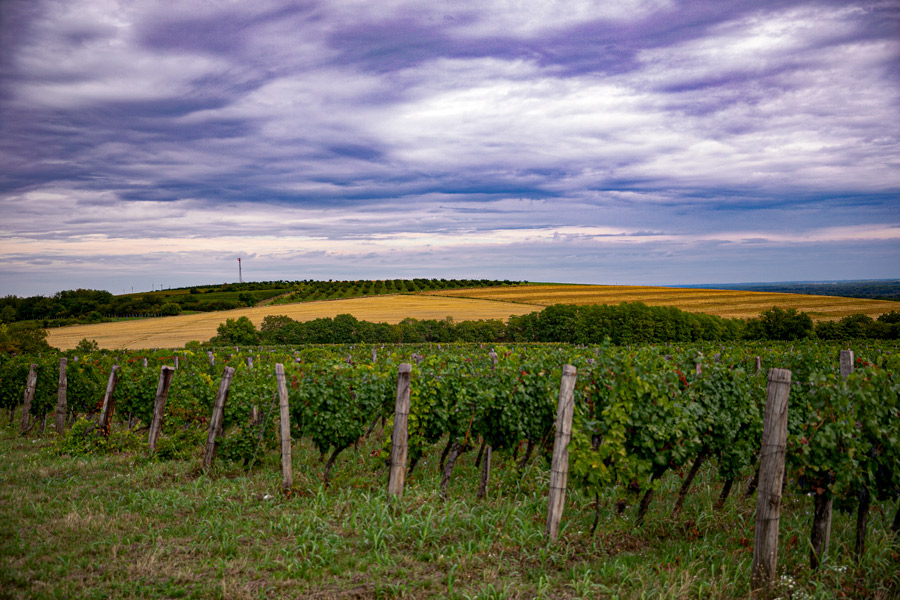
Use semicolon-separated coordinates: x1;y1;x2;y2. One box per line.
160;302;182;316
75;338;100;352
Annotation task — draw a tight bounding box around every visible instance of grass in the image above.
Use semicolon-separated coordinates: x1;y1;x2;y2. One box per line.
423;284;898;321
1;418;898;599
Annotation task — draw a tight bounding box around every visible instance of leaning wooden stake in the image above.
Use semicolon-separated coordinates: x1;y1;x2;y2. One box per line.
275;363;293;491
19;364;38;434
147;366;175;453
751;368;791;593
54;357;67;435
98;365;121;438
387;363;412;499
203;366;235;469
546;364;577;542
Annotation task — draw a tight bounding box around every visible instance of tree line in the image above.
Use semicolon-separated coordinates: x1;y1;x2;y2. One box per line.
210;303;900;347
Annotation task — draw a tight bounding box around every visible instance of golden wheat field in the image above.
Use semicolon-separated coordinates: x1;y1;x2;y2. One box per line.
45;294;544;350
424;284;897;320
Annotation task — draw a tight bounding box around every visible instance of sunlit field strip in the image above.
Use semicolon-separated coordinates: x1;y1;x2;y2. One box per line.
45;295;544;350
423;285;897;320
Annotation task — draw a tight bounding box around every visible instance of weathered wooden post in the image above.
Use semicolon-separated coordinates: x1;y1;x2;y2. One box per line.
387;363;412;499
755;356;762;372
19;364;38;434
477;444;492;500
839;349;854;380
203;366;235;469
98;365;121;438
147;366;175;453
207;351;215;368
54;357;67;435
751;368;791;592
275;363;293;491
546;364;577;542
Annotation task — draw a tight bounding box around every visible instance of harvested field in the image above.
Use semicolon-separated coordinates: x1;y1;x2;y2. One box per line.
423;284;898;320
45;294;543;350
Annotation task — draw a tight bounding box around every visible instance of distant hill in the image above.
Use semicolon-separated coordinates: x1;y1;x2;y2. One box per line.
677;280;900;301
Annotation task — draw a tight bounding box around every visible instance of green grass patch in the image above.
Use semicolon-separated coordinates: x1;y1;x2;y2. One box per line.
1;419;897;599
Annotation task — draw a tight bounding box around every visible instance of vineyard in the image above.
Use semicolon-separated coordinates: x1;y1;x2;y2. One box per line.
1;341;899;598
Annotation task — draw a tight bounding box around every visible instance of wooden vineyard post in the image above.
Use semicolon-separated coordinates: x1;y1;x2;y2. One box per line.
387;363;412;500
147;366;175;453
98;365;121;438
54;357;67;435
477;444;492;500
546;364;577;542
839;349;854;380
751;368;791;593
19;364;38;434
203;366;235;469
275;363;293;491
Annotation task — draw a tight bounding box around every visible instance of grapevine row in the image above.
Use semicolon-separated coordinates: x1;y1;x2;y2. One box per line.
1;342;898;558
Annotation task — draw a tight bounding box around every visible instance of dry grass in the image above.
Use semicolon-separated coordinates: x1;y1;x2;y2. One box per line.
423;284;898;320
45;294;543;350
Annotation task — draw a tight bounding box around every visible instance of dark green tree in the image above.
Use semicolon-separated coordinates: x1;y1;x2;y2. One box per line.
745;307;814;340
212;316;259;345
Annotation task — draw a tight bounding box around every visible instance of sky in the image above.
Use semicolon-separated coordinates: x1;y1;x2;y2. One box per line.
1;0;898;297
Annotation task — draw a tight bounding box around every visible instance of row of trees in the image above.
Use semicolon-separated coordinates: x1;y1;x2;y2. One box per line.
270;278;523;304
210;303;900;346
